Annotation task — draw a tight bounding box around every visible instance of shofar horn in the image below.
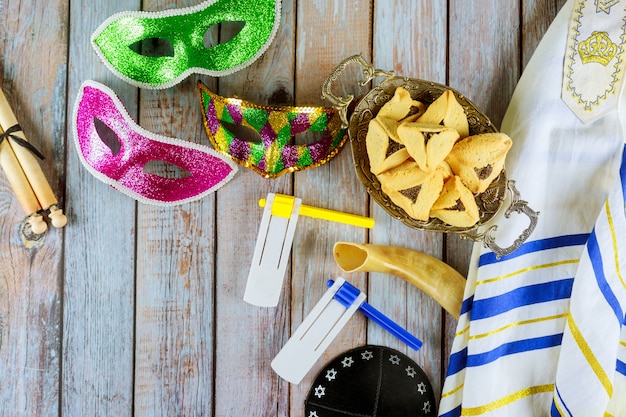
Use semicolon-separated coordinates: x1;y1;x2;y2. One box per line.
333;242;466;319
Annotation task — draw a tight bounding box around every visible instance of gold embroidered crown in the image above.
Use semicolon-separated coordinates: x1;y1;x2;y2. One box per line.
578;31;617;66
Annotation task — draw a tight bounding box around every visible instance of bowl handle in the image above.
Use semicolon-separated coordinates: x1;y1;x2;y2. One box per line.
322;54;394;128
461;180;539;259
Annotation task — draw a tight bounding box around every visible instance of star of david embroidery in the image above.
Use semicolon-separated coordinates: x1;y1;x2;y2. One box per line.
341;356;354;367
405;366;417;378
422;401;432;413
314;385;326;398
595;0;620;13
417;381;427;395
361;350;374;360
389;354;401;365
308;412;319;417
325;368;338;381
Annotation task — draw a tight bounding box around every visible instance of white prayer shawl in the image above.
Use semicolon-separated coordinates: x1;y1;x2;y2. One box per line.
438;0;626;415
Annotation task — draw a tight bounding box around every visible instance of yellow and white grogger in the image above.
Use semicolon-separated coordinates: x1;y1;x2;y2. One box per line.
244;193;374;307
271;277;421;384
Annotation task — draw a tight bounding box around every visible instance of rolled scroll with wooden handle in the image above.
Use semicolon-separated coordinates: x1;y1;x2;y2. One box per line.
0;134;47;234
0;89;66;228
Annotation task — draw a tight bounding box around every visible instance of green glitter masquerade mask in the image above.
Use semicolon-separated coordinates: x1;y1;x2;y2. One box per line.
91;0;281;89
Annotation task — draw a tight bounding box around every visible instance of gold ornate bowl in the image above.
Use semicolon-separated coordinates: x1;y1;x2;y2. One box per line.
323;55;538;258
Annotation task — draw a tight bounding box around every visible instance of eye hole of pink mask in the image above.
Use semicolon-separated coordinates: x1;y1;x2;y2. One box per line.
73;80;238;205
143;159;192;179
93;117;122;156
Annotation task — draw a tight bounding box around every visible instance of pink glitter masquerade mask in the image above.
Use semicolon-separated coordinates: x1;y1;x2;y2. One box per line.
72;80;237;205
91;0;281;89
198;81;348;178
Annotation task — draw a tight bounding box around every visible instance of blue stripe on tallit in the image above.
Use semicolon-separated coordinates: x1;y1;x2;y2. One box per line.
465;334;563;367
550;401;561;417
439;405;462;417
619;146;626;202
478;234;589;267
617;359;626;377
470;279;574;320
587;230;624;324
553;384;574;417
550;402;560;417
446;347;468;376
460;295;474;316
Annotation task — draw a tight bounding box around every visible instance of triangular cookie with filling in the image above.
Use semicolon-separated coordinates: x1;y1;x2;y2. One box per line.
417;90;470;138
397;122;460;172
378;160;445;221
445;132;512;194
399;101;427;123
376;116;404;143
430;175;480;228
366;117;410;175
437;160;454;181
378;86;428;123
377;86;412;121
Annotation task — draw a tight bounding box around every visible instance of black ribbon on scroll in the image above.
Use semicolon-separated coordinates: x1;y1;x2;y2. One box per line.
0;124;45;160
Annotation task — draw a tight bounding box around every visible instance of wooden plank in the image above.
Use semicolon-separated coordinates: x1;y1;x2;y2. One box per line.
134;8;213;417
212;0;295;415
370;0;449;402
443;0;521;379
290;0;373;412
134;198;216;417
449;0;521;129
62;1;138;415
132;2;218;416
0;1;67;416
522;0;568;68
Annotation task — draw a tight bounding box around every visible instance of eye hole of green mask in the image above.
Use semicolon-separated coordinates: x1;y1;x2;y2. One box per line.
128;20;245;59
203;21;246;50
129;38;175;58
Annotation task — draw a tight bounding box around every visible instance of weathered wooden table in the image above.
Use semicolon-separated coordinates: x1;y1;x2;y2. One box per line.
0;1;565;415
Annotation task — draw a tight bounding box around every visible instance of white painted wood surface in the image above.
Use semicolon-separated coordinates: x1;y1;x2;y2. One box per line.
0;0;566;415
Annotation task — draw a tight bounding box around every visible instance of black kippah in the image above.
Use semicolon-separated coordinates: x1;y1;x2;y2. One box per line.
305;345;436;417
